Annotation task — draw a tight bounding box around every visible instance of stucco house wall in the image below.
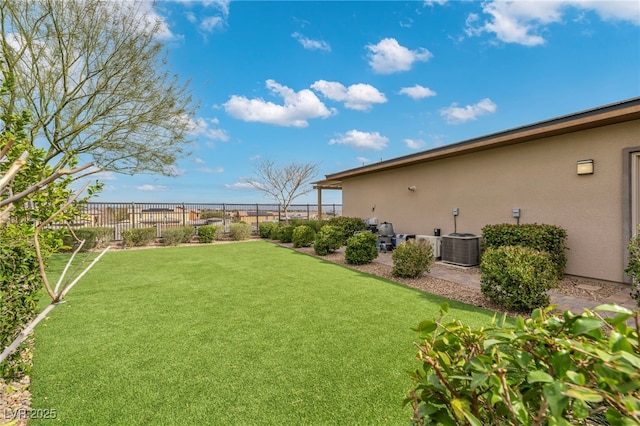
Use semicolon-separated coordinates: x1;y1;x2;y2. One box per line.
317;100;640;284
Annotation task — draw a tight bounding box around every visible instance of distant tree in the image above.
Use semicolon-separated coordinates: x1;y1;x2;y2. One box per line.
245;159;320;222
0;0;196;176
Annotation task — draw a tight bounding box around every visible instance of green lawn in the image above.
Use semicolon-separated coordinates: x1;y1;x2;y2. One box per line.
31;240;496;425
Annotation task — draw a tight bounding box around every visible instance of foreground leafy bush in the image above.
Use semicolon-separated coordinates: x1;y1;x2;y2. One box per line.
480;245;557;312
407;303;640;426
61;227;112;252
314;225;343;256
345;232;378;265
328;216;367;244
625;228;640;307
1;224;60;378
259;222;278;239
292;225;315;248
392;240;434;278
229;222;251;241
482;223;568;278
197;225;217;243
277;225;295;243
121;227;156;247
161;226;194;246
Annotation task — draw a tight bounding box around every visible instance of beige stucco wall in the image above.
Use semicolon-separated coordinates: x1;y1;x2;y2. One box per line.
341;120;640;283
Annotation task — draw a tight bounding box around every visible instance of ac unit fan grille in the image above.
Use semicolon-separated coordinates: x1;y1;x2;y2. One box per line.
441;235;480;266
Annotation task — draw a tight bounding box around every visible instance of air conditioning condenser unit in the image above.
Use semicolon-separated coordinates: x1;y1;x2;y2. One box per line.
441;233;480;266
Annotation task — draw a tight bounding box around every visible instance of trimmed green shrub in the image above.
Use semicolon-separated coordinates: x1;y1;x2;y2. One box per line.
328;216;367;244
269;224;280;240
305;219;326;233
197;225;217;243
0;224;60;378
121;227;156;247
345;232;378;265
314;225;343;256
407;303;640;425
392;239;434;278
292;225;315;248
277;225;295;243
229;222;251;241
161;226;194;246
480;245;557;312
259;222;278;239
482;223;568;278
61;227;112;252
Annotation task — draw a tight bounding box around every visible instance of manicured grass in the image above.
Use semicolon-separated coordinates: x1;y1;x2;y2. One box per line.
31;241;496;425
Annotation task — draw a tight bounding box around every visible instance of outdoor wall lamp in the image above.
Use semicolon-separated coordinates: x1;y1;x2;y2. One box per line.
577;159;594;175
408;185;416;191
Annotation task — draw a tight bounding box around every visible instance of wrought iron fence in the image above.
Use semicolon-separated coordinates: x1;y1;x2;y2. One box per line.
72;202;342;240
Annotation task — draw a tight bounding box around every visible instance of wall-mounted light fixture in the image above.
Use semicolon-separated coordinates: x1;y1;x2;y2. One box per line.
408;185;416;192
577;159;594;175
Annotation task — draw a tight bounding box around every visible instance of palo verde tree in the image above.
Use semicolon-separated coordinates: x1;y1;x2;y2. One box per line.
244;159;321;222
0;0;196;176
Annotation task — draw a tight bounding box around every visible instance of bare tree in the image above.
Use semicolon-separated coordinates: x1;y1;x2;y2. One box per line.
0;0;196;176
245;159;321;222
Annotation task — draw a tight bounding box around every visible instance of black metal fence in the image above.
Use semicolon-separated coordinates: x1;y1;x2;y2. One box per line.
74;202;342;240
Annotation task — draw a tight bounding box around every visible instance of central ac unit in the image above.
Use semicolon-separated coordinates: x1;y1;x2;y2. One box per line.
415;235;442;259
441;233;480;266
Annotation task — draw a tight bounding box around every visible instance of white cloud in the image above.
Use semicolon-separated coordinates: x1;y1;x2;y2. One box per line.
311;80;387;111
404;138;427;150
366;38;433;74
466;0;640;46
424;0;448;6
188;117;230;141
193;157;206;164
200;16;224;32
136;184;168;192
399;85;437;99
329;130;389;151
163;165;186;176
356;156;370;165
198;167;224;174
225;182;257;190
292;32;331;52
224;79;335;127
440;98;497;124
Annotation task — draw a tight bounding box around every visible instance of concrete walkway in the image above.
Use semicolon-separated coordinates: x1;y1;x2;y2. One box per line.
372;251;637;314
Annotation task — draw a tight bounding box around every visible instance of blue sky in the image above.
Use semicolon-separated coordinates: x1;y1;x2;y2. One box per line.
93;0;640;204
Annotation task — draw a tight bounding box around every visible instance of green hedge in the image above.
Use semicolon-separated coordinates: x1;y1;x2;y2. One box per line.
229;222;251;241
327;216;367;244
292;225;315;248
121;227;156;247
408;303;640;425
197;225;217;243
392;239;434;278
277;225;295;243
161;226;194;246
258;222;278;239
482;223;568;278
61;227;112;252
314;225;343;256
480;245;558;312
345;232;378;265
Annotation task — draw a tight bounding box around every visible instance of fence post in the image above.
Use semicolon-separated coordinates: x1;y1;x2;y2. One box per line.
307;204;310;220
278;204;281;222
182;203;186;226
131;202;136;229
223;203;226;229
255;203;259;234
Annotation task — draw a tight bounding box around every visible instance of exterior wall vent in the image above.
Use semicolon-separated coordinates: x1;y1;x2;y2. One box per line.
441;233;481;266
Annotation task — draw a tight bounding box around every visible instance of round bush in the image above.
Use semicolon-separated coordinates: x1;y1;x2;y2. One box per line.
259;222;278;239
292;225;315;248
345;232;378;265
277;225;295;243
314;225;343;256
480;245;558;312
197;225;217;243
392;240;434;278
328;216;367;244
229;222;252;241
